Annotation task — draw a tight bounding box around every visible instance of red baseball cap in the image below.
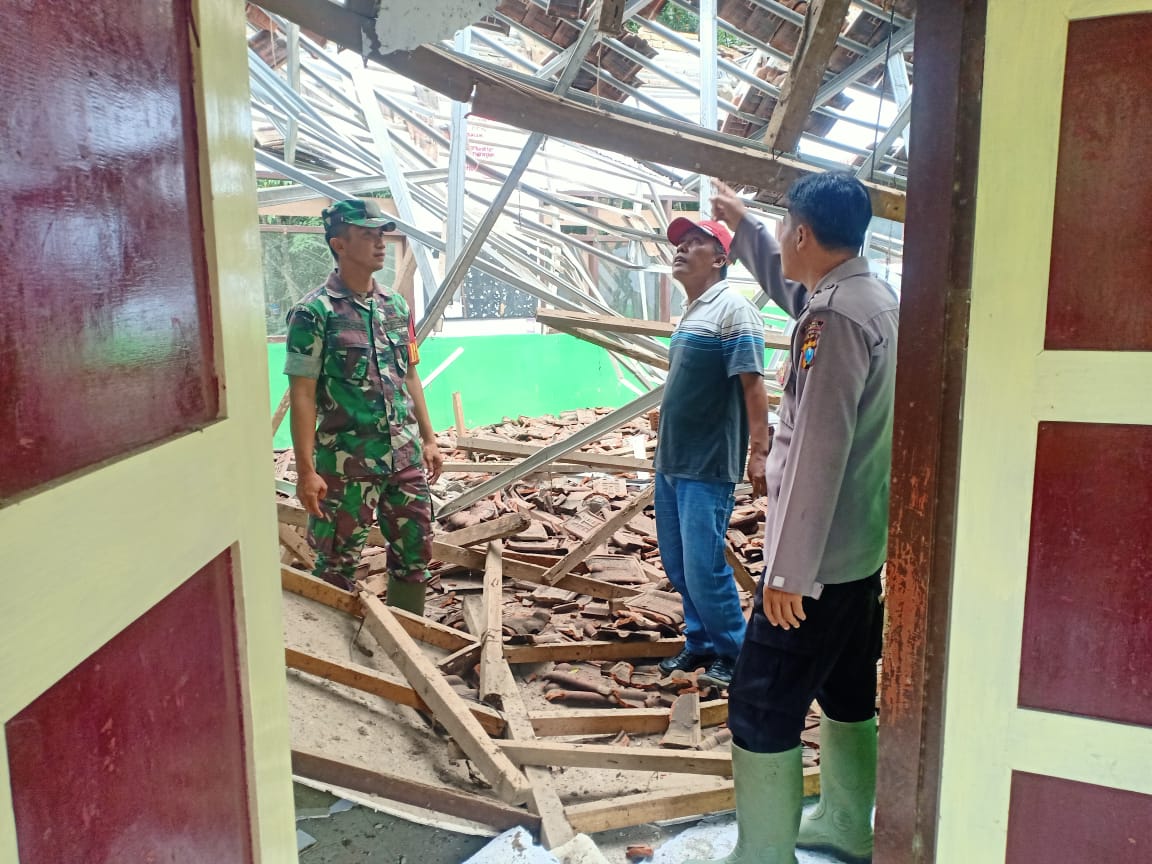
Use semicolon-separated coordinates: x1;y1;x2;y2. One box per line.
667;217;733;255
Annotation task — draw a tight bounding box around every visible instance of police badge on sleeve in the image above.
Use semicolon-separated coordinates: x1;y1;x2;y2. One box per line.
799;319;824;369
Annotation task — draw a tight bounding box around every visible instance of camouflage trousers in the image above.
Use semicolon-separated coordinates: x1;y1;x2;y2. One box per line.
307;464;432;591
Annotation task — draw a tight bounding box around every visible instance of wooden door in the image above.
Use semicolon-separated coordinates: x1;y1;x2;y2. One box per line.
933;1;1152;860
0;0;294;860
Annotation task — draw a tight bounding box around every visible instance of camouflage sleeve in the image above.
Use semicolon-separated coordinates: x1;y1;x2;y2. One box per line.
284;306;324;379
407;312;420;366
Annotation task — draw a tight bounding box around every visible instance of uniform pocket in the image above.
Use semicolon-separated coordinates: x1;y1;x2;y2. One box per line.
381;316;411;377
325;329;370;381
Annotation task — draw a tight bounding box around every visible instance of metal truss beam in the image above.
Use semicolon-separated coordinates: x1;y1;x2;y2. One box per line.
437;387;664;518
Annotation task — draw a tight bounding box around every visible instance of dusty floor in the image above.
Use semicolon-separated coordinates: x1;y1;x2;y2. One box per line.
284;589;732;801
284;588;736;860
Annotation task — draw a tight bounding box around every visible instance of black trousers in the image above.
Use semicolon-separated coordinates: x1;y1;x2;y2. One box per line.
728;569;883;754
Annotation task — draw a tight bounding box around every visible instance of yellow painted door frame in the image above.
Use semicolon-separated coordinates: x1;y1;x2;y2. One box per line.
0;0;295;859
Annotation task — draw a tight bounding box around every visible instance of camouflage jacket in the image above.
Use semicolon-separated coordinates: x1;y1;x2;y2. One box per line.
284;271;422;478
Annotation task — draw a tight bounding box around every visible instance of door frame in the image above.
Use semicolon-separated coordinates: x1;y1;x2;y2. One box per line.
873;1;987;861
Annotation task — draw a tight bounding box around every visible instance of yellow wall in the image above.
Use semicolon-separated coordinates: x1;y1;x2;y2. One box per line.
936;0;1152;860
0;0;295;859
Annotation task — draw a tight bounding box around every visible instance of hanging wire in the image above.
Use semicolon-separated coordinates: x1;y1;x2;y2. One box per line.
867;4;900;183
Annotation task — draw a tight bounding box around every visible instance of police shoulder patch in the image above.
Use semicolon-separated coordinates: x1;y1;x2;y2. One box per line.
799;318;824;369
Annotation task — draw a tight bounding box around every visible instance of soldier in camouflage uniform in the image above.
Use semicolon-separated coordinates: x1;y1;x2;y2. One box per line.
284;199;443;614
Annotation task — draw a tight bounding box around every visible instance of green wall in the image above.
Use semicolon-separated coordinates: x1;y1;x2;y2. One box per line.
268;333;649;449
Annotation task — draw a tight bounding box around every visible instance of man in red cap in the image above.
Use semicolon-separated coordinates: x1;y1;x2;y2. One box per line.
654;215;771;689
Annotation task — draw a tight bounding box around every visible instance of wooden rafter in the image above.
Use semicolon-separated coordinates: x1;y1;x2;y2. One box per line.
759;0;855;155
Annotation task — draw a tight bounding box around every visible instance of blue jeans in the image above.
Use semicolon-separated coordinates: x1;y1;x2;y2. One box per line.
654;473;746;660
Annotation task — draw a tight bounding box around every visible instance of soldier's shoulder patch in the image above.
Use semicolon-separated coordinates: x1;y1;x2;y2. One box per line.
799;318;824;369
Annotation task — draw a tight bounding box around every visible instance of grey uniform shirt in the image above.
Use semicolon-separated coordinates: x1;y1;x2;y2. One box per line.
731;214;899;598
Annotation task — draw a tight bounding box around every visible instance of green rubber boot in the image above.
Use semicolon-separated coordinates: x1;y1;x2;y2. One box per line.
797;715;877;864
385;575;426;616
685;744;802;864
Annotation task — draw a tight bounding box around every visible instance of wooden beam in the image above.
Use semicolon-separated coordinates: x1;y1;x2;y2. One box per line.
359;593;532;805
598;0;626;33
530;699;728;737
432;541;640;600
389;605;477;653
272;387;291;434
479;541;506;706
256;0;904;220
487;657;575;849
566;327;669;371
403;45;907;221
278;524;316;570
538;308;678;339
497;741;732;776
452;391;467;439
285;647;505;736
437;642;483;678
291;749;537;833
567;785;735;834
537;309;792;351
281;565;360;616
565;770;821;833
759;0;854;154
457;436;652;473
439;513;531;547
280;567;480;653
504;638;683;664
725;544;758;595
542;485;655;584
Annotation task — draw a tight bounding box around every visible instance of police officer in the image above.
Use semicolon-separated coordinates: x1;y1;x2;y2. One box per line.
284;199;443;614
687;174;898;864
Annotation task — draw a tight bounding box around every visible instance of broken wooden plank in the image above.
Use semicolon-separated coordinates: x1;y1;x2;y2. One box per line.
272;387;292;434
452;391;467;440
529;699;728;737
479;540;506;706
291;749;537;833
561;326;669;370
437;642;483;678
285;647;505;736
278;524;316;570
759;0;854;154
281;565;360;616
536;309;792;351
488;657;575;849
725;543;759;594
457;436;652;472
497;741;732;776
564;769;822;834
660;692;702;749
433;541;639;600
360;593;531;805
281;567;480;653
566;784;735;834
505;638;684;664
543;485;655;584
439;513;532;547
389;605;477;653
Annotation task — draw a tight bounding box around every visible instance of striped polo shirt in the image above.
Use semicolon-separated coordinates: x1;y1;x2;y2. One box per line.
654;280;765;484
